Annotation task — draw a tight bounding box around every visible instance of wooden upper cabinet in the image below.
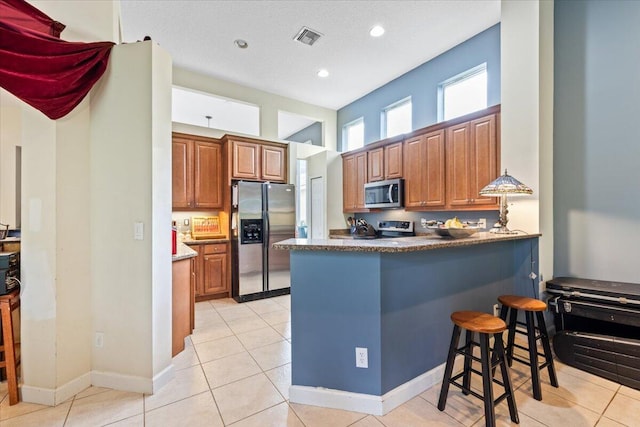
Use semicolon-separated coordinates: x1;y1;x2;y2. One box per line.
446;123;472;207
232;140;260;180
446;114;498;208
469;115;498;207
343;152;367;212
404;130;445;209
384;142;403;179
340;105;500;213
172;134;223;210
230;138;287;182
262;144;287;182
194;142;223;209
172;137;193;209
367;142;402;182
367;147;384;182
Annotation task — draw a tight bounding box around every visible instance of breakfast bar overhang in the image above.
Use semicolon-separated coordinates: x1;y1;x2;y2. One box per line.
273;233;540;415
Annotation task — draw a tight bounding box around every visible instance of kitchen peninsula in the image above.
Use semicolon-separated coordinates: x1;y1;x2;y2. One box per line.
273;232;540;415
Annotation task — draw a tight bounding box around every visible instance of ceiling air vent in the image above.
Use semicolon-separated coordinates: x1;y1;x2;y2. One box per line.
294;27;323;46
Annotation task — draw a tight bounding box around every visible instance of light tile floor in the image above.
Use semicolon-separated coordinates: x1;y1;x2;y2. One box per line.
1;295;639;426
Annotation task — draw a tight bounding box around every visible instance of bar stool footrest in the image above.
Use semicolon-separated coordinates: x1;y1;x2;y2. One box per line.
448;378;511;407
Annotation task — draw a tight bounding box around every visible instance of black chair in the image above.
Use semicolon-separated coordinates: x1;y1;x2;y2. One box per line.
498;295;559;401
438;310;519;427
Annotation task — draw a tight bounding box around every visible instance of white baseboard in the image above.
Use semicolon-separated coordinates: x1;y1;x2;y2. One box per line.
21;365;175;406
91;364;174;394
151;364;175;393
56;372;92;404
289;363;446;416
21;372;92;406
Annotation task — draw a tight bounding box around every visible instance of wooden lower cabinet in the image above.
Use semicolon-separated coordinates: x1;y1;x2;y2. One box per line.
189;243;230;301
172;257;194;356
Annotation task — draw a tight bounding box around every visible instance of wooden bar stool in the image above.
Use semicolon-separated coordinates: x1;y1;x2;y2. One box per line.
498;295;558;401
0;288;21;405
438;311;519;427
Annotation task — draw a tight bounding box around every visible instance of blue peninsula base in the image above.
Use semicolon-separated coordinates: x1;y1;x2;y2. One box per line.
288;237;539;415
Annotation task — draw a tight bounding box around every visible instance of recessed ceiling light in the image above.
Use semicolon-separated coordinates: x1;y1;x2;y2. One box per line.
369;25;385;37
234;39;248;49
317;69;329;78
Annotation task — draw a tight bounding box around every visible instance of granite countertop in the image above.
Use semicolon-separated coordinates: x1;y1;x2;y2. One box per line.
273;232;541;253
182;238;230;244
172;243;198;261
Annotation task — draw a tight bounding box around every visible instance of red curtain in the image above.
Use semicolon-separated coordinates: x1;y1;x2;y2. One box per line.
0;0;115;120
0;0;65;36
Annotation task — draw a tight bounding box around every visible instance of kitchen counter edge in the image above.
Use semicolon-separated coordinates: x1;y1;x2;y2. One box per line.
172;243;198;261
273;232;541;253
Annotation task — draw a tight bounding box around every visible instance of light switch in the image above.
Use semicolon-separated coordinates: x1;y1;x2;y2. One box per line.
134;222;144;240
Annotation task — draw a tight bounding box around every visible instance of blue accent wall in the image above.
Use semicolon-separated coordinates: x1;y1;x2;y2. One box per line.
285;122;323;146
337;24;501;151
554;1;640;281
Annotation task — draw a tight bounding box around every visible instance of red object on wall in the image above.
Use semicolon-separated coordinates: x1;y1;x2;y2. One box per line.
0;0;65;36
172;227;177;255
0;0;115;120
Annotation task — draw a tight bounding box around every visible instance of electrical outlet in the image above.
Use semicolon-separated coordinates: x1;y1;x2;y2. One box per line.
184;219;189;226
493;304;500;317
95;332;104;348
355;347;368;368
478;218;487;229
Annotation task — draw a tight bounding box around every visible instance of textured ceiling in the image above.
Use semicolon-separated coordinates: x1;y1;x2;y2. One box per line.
120;1;500;111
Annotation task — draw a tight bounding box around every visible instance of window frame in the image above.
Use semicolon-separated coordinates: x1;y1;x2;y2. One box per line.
381;96;412;139
438;63;488;122
342;117;365;152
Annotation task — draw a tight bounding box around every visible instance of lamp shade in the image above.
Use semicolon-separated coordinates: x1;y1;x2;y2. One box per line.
479;169;533;196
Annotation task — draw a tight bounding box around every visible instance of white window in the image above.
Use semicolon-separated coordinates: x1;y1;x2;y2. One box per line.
382;97;412;138
172;87;260;136
343;118;364;151
439;63;487;121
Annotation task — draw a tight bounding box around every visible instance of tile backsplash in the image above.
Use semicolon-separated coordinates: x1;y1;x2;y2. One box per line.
172;210;219;234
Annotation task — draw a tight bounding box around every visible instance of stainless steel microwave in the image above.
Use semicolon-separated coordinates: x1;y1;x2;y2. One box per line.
364;178;404;209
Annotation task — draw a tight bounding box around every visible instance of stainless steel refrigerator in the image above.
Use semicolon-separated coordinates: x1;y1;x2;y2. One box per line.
231;181;295;302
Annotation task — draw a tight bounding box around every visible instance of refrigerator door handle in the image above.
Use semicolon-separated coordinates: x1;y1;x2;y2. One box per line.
262;210;270;292
263;211;270;248
232;184;238;208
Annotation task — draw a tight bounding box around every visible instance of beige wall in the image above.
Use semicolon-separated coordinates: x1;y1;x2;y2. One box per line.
89;41;173;391
0;92;22;228
4;0;173;404
501;0;554;289
173;68;338;151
